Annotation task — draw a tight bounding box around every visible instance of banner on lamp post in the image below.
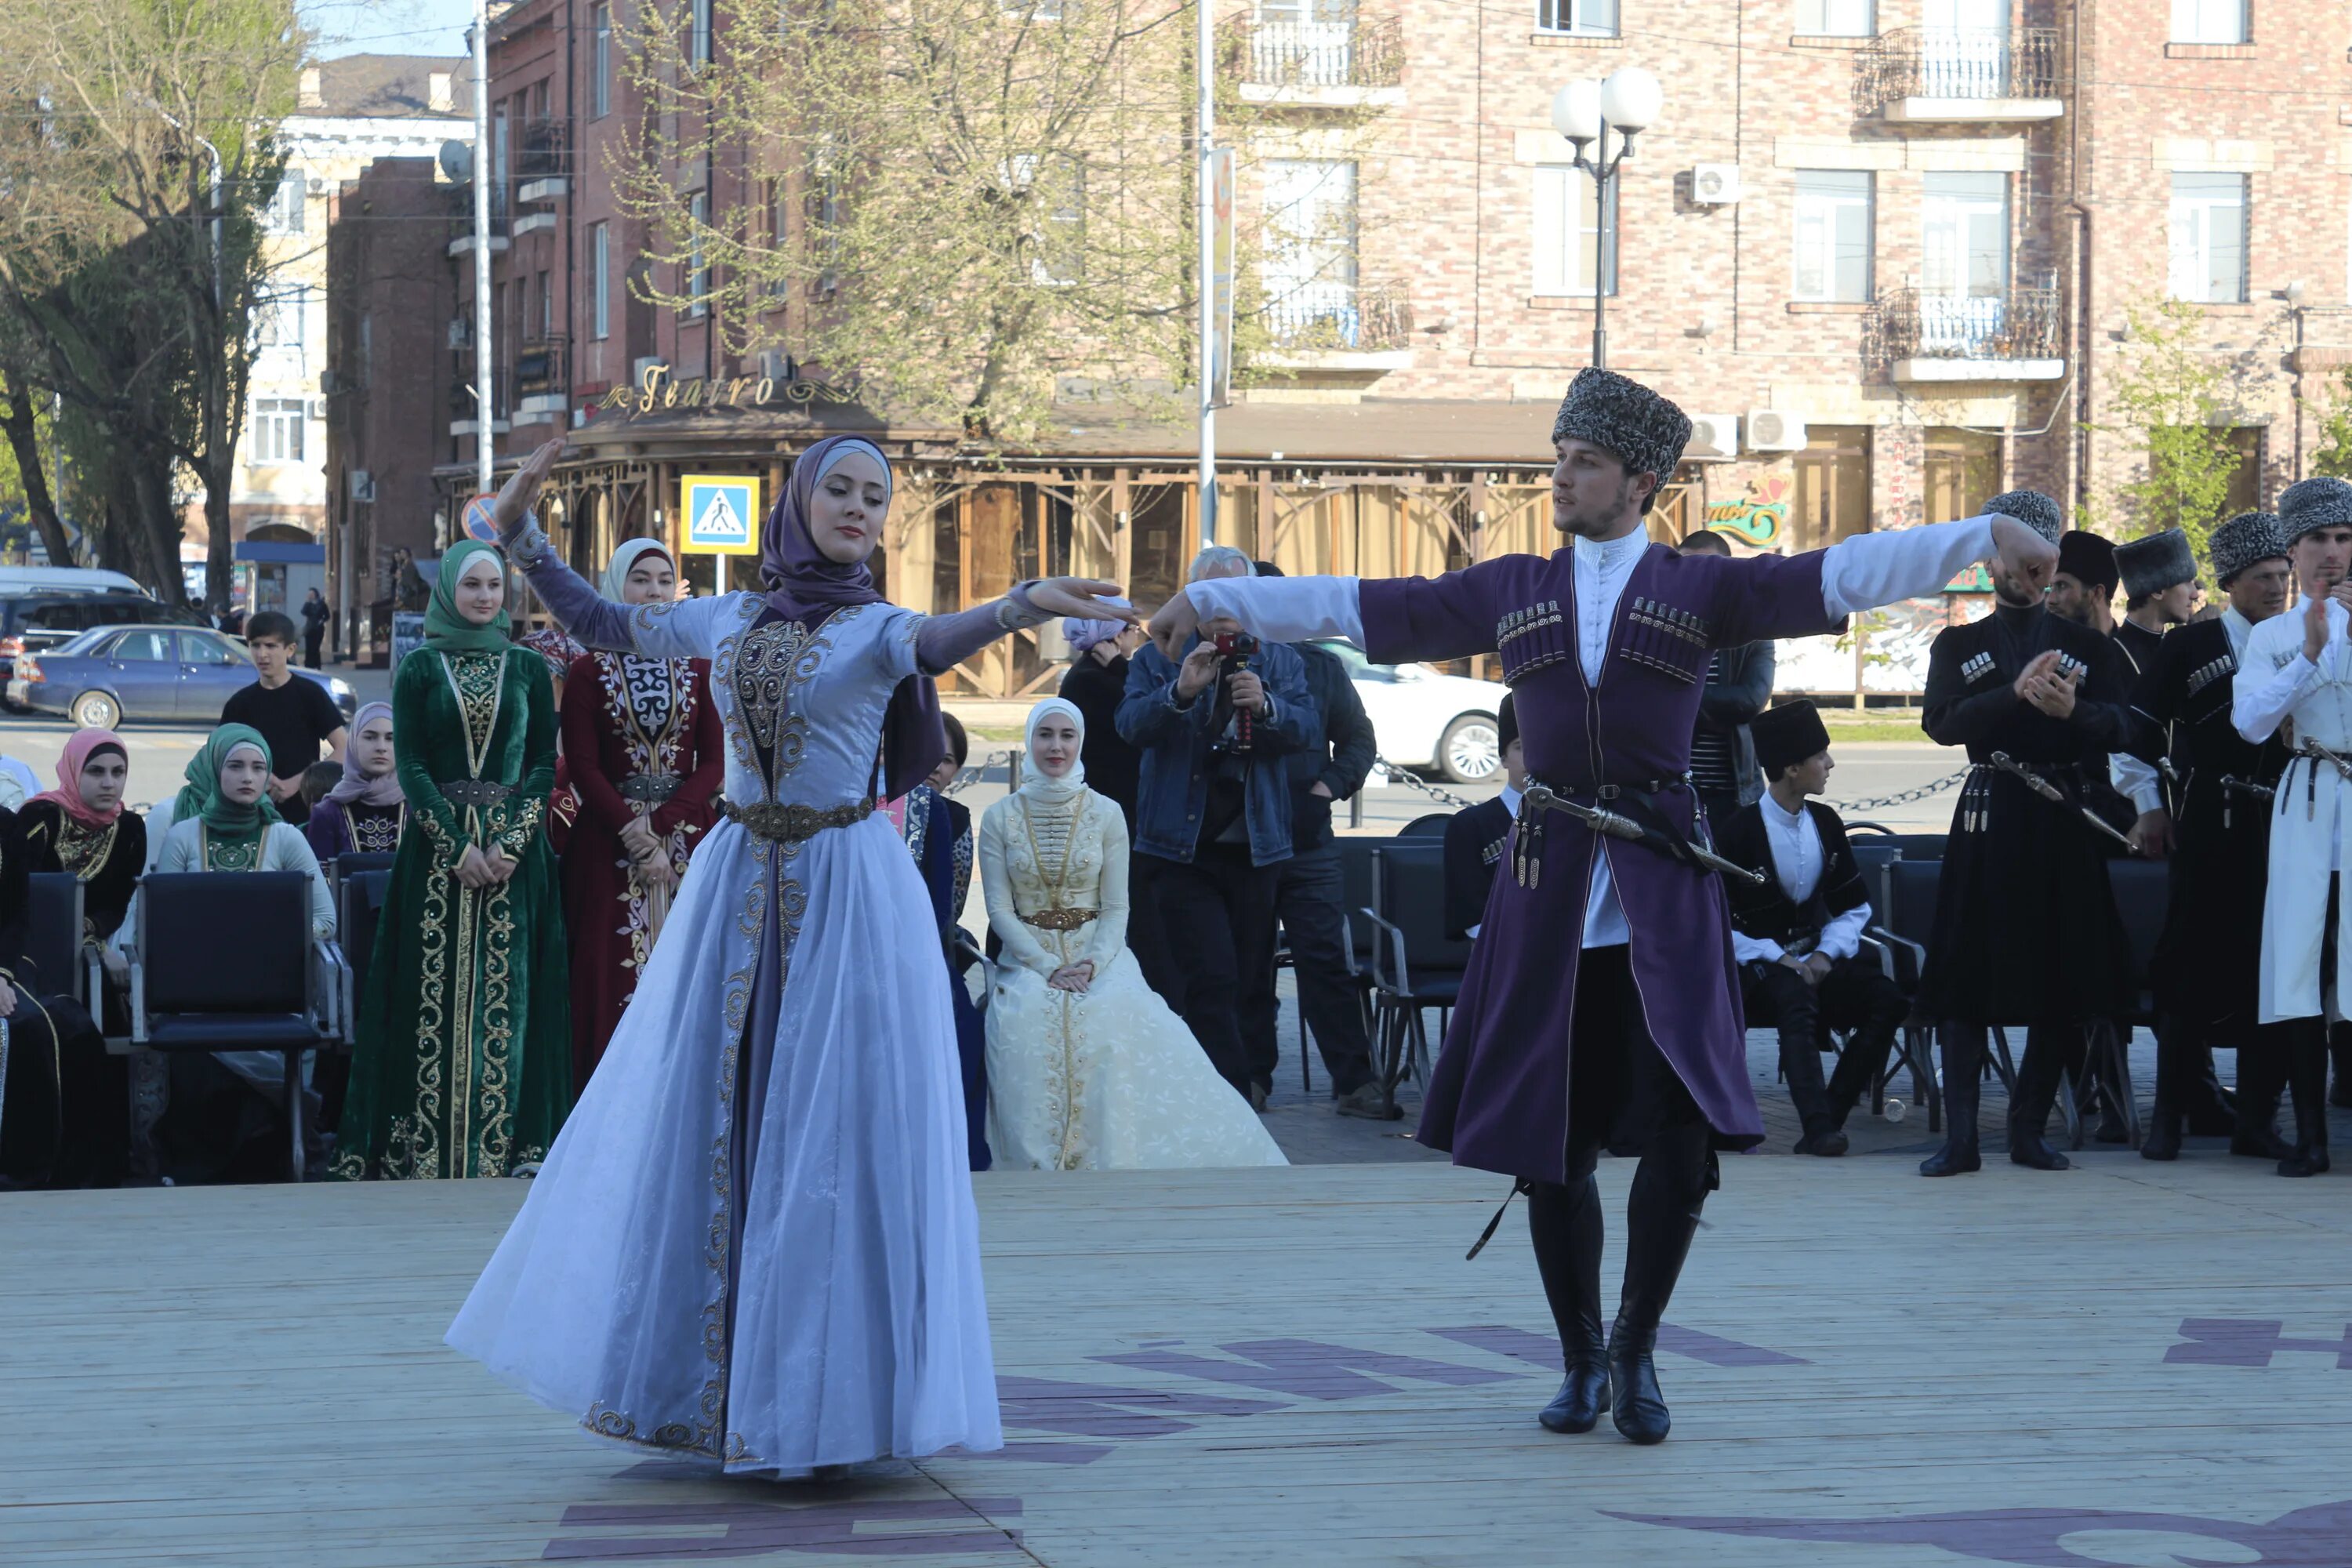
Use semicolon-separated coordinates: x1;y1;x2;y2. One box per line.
1207;146;1236;410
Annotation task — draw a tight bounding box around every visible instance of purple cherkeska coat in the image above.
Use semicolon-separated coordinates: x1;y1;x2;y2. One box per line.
1359;543;1841;1185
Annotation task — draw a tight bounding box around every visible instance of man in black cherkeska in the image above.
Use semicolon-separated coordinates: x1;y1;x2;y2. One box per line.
1915;488;2139;1177
1442;691;1523;943
1716;700;1906;1157
2120;512;2297;1161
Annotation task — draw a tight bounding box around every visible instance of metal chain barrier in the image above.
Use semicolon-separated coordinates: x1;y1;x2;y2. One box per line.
1370;755;1480;811
1828;768;1971;815
940;749;1015;797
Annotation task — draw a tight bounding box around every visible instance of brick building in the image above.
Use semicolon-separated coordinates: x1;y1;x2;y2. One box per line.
430;0;2347;692
323;157;466;662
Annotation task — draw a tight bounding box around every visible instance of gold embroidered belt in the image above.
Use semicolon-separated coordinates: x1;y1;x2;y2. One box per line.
1022;907;1099;931
437;779;514;808
721;797;873;844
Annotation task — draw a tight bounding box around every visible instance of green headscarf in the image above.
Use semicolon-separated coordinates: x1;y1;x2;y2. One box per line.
172;723;283;838
425;539;513;653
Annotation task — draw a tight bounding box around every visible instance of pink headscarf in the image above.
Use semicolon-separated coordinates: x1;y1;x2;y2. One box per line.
327;702;405;809
30;728;129;829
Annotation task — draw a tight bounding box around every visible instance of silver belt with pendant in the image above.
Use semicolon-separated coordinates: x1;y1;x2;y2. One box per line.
616;773;682;804
437;779;514;808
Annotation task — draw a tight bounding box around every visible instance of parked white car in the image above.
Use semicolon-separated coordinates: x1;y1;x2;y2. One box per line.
1313;639;1509;785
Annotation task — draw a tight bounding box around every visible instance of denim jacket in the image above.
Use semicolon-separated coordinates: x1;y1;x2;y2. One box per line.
1115;635;1317;866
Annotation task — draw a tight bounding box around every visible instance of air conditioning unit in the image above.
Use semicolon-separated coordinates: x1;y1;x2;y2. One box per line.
309;398;329;419
1690;164;1743;205
757;348;796;381
318;368;340;395
1684;413;1739;460
1747;408;1809;452
349;470;376;503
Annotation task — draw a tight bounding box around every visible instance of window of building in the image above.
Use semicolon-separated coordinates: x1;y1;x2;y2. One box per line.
2223;426;2262;516
2170;0;2247;44
256;286;307;350
1002;154;1085;285
591;3;612;118
1921;171;2009;353
2170;172;2248;303
1790;426;1871;550
1533;163;1617;297
1792;169;1872;303
591;222;611;338
492;103;510;219
692;0;715;66
252;397;307;464
537;269;553;338
1795;0;1875;35
1535;0;1617;37
686;191;710;318
1923;427;2002;524
263;168;305;234
1262;159;1361;343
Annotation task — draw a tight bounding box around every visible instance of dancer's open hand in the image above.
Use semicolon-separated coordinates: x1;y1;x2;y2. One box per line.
493;437;568;535
1028;578;1138;623
1988;514;2058;598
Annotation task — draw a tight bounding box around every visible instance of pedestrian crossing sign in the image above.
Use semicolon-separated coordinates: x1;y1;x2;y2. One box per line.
681;475;760;556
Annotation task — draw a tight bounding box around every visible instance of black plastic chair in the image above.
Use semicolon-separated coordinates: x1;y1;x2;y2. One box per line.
328;851;397;896
2056;856;2165;1150
125;872;350;1181
1398;813;1452;840
1360;842;1472;1104
23;873;92;1005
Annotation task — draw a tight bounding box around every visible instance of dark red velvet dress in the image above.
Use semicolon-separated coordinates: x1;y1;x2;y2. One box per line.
560;651;724;1087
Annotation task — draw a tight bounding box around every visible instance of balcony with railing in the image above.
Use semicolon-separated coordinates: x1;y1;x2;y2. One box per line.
1235;15;1405;107
1857;27;2063;121
1865;283;2064;383
1257;278;1414;378
514;334;569;424
517;118;571;203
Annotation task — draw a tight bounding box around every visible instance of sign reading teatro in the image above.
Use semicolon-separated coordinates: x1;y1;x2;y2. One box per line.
597;361;855;419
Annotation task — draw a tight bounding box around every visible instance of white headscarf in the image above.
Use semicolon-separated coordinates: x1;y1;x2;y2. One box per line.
1020;697;1089;804
601;537;675;604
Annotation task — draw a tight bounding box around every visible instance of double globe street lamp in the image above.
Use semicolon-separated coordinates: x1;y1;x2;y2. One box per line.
1549;67;1664;371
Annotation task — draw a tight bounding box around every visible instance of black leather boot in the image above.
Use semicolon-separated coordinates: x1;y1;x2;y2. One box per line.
1921;1024;1982;1177
2185;1044;2238;1137
2142;1018;2187;1162
1608;1131;1709;1445
2231;1033;2295;1160
1528;1174;1610;1434
2332;1022;2352;1111
2281;1026;2333;1178
2007;1025;2074;1171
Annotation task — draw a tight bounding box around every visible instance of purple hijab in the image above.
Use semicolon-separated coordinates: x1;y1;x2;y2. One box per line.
762;434;944;797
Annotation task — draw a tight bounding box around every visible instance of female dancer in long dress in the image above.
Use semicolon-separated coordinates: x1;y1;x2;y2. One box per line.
560;539;724;1087
302;702;406;861
980;699;1288;1171
333;543;572;1181
448;434;1134;1476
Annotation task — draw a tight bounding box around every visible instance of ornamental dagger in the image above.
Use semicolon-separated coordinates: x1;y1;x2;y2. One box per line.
1987;751;2137;852
1518;784;1768;886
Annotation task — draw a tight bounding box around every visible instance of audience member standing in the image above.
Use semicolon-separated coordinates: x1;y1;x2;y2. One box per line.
0;804;111;1189
1058;605;1180;1004
221;611;346;829
1239;561;1388;1118
335;542;572;1181
889;713;990;1171
301;588;329;669
1675;530;1771;828
560;541;724;1089
1116;545;1316;1109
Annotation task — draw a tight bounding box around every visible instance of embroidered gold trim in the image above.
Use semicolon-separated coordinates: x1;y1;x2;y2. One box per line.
720;797;873;843
1021;906;1098;931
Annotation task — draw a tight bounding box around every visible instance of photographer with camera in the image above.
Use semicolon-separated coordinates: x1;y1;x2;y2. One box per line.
1118;546;1319;1108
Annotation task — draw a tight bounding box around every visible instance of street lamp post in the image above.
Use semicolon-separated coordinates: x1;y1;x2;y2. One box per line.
1550;67;1662;372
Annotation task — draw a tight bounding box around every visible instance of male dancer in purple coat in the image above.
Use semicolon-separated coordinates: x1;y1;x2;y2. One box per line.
1150;367;2059;1445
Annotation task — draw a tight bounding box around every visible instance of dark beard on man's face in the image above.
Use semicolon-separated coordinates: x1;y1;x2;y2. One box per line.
2049;597;2086;623
1555;474;1639;539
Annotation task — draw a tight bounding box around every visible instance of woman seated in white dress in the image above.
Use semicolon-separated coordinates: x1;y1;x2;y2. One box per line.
980;698;1287;1171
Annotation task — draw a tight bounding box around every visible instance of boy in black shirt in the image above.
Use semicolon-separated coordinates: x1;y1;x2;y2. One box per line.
221;611;347;826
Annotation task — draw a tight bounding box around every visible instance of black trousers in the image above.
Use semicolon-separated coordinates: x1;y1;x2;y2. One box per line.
1240;841;1376;1096
1523;953;1715;1344
1127;844;1185;1015
1744;957;1907;1137
0;990;125;1189
303;627;324;669
1142;846;1279;1095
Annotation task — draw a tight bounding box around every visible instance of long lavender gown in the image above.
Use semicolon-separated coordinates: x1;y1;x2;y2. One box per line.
448;575;1011;1475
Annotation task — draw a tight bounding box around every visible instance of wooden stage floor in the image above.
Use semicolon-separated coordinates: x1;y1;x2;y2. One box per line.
6;1156;2352;1568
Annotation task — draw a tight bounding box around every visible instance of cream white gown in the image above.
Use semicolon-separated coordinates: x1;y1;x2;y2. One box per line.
979;787;1288;1171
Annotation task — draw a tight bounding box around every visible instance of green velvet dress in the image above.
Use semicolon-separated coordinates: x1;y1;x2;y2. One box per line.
333;646;572;1179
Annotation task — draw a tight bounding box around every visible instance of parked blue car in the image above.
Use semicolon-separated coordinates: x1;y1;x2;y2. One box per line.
8;623;358;730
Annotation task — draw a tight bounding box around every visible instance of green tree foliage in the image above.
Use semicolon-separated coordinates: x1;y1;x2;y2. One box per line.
2101;294;2249;567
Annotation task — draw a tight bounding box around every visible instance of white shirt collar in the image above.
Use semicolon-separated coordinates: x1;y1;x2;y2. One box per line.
2222;604;2253;655
1500;783;1523;815
1573;528;1652;572
1761;791;1807;828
